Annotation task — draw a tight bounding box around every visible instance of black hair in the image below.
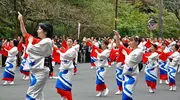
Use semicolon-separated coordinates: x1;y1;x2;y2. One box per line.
174;44;179;50
103;39;109;46
13;40;19;47
67;37;74;41
96;37;99;41
152;44;158;49
123;42;129;48
76;40;80;44
39;23;53;38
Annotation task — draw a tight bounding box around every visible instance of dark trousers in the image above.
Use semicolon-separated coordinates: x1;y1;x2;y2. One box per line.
17;52;22;67
2;55;7;67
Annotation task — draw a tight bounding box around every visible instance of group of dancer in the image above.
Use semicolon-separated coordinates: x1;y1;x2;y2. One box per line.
86;32;180;99
0;12;180;100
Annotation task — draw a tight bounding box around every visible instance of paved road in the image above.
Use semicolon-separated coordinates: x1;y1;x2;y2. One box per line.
0;63;180;100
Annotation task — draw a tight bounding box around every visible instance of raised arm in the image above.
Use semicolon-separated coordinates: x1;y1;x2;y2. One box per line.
114;31;121;47
18;12;27;37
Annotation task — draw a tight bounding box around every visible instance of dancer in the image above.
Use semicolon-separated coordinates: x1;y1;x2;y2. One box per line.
115;45;125;95
2;39;18;85
73;40;80;75
94;39;110;97
18;12;53;100
19;44;30;80
115;31;143;100
56;37;77;100
144;44;159;93
158;42;170;84
167;44;180;91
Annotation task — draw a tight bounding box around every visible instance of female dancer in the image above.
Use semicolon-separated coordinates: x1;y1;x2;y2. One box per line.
115;31;143;100
18;12;53;100
56;37;77;100
94;39;110;97
158;42;170;84
19;43;30;80
2;39;18;85
115;45;125;95
144;44;159;93
167;44;180;91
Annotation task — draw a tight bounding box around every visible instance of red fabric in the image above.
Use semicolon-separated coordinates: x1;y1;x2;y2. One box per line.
1;47;8;57
24;52;28;58
86;40;92;47
61;40;68;49
57;88;72;100
122;38;129;43
118;86;123;91
109;48;118;61
91;63;96;67
116;47;125;64
50;72;54;77
20;71;30;76
146;80;156;89
74;67;77;74
96;84;106;92
157;51;173;62
157;46;161;50
89;45;103;67
23;33;41;58
90;48;97;57
1;43;12;57
58;48;68;62
144;40;152;48
52;47;60;63
90;45;102;58
169;82;176;86
142;52;152;64
17;42;23;52
160;74;168;80
120;45;132;55
90;45;97;57
164;40;170;46
108;61;111;66
24;33;40;45
2;78;14;81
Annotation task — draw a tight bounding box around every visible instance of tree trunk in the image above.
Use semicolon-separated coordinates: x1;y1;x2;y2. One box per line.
14;0;18;38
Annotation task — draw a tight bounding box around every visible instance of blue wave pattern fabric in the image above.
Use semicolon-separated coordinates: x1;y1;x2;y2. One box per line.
56;70;72;91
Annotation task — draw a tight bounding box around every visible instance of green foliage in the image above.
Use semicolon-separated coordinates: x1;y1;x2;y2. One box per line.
163;10;180;38
0;0;179;39
117;2;149;37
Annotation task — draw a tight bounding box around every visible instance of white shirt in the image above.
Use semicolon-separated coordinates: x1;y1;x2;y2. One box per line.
168;51;180;67
6;47;18;63
58;47;77;71
147;52;159;68
26;38;52;70
95;49;110;67
123;48;143;76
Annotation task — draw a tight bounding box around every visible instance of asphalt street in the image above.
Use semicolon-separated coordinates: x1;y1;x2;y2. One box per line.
0;63;180;100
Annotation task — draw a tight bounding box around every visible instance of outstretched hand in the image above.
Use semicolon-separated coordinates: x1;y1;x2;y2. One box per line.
114;30;121;38
18;12;23;22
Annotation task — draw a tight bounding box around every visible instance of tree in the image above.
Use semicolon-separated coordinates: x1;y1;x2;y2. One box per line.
117;2;150;37
164;0;180;21
0;0;179;38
